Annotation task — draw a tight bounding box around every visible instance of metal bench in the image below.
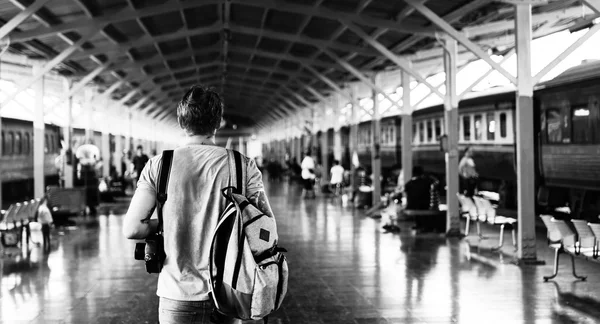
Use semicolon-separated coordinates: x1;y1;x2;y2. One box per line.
458;194;517;250
540;215;588;281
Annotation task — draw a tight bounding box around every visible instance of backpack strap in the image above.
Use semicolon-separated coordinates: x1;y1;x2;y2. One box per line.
227;150;246;196
156;150;174;234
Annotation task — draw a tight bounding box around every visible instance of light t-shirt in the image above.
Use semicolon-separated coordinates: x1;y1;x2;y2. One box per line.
37;204;53;224
301;156;315;180
458;156;477;178
330;165;345;184
137;145;264;301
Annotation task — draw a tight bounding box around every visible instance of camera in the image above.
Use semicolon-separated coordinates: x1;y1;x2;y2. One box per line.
134;233;166;273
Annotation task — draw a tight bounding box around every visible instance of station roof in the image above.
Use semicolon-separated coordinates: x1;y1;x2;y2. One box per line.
0;0;598;130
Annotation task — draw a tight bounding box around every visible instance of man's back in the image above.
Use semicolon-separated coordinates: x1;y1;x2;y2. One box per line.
404;176;434;210
330;165;344;184
137;145;263;301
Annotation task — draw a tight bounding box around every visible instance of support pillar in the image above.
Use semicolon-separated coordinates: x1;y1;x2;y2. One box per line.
349;86;359;192
443;36;461;236
101;131;110;178
85;87;94;144
515;4;537;260
321;124;329;186
401;70;413;187
333;94;343;162
115;134;123;177
0;97;3;208
63;78;74;188
371;76;382;204
33;64;45;198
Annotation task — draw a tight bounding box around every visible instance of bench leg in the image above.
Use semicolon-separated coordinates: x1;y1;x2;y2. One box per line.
511;228;517;251
570;254;586;281
465;217;470;236
492;225;505;251
544;248;561;281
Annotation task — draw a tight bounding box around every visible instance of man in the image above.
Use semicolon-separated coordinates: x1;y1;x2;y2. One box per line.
301;150;316;198
329;160;345;195
123;85;275;324
131;145;149;189
404;166;438;211
458;146;478;197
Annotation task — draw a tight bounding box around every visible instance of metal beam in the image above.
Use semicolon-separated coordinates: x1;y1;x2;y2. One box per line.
97;81;125;102
0;28;99;109
583;0;600;14
0;0;54;40
406;0;517;84
343;21;445;100
8;0;221;43
231;0;432;36
533;21;600;84
321;48;404;112
302;65;353;102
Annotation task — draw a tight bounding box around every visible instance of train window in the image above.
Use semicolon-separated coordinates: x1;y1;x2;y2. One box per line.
499;113;507;138
44;134;49;153
412;124;417;144
487;112;495;141
474;114;483;141
23;133;30;155
462;116;471;141
6;132;14;155
426;120;432;142
14;132;21;155
546;109;562;143
1;132;4;156
434;119;441;141
418;122;424;143
572;98;600;143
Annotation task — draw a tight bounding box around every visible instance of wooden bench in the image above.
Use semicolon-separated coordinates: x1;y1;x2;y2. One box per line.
46;186;86;223
457;193;517;250
0;198;42;250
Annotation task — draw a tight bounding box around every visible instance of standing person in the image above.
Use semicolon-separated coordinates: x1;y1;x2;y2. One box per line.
301;149;316;198
123;85;275;324
37;197;53;252
329;160;345;195
458;146;479;197
131;145;149;189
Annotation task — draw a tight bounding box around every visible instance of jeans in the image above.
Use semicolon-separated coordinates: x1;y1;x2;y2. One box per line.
158;298;241;324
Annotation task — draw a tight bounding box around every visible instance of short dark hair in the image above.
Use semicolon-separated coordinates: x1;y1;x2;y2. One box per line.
412;165;424;176
136;145;143;150
334;160;340;165
177;85;224;135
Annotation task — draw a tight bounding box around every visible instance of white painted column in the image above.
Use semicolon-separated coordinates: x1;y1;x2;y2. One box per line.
85;87;94;144
101;94;111;177
349;86;359;191
515;4;537;260
443;36;461;236
401;70;413;186
33;64;45;198
321;121;329;186
333;94;343;162
239;136;244;155
63;78;74;188
371;75;382;204
115;134;123;176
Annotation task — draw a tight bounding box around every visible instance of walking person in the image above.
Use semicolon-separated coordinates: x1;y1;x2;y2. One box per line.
131;145;149;189
329;160;345;195
123;85;275;324
37;197;53;252
459;146;479;197
301;149;316;198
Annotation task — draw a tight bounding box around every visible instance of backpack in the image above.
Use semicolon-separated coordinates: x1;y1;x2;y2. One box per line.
209;150;288;322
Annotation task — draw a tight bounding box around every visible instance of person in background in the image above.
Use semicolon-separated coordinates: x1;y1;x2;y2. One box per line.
404;166;438;211
37;197;53;252
329;160;345;195
301;150;316;198
458;146;478;197
131;145;149;189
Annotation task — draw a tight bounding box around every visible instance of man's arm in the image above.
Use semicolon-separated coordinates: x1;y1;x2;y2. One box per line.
123;184;157;239
247;190;274;218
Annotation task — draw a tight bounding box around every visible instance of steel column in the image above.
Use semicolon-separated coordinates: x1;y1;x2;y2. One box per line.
321;119;329;187
115;134;123;177
333;95;343;162
401;70;413;187
101;95;111;178
33;64;45;198
349;85;358;193
515;4;537;260
443;36;461;236
63;78;74;188
85;87;95;143
371;75;382;205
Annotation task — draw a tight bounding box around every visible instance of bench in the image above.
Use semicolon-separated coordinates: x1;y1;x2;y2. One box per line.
46;186;87;223
405;209;446;233
0;198;42;250
457;193;517;250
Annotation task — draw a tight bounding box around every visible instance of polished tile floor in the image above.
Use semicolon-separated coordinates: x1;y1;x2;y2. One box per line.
2;178;600;323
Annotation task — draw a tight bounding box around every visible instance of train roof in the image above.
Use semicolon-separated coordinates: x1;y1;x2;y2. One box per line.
537;60;600;89
412;88;515;117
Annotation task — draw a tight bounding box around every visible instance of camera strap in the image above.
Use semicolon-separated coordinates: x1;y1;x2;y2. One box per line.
156;150;174;234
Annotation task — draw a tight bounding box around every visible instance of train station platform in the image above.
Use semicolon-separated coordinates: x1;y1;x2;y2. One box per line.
1;177;600;324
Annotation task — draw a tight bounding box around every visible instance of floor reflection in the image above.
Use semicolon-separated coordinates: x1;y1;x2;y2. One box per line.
1;178;600;323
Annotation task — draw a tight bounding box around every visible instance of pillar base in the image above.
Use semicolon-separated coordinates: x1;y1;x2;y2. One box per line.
445;229;464;238
512;258;546;266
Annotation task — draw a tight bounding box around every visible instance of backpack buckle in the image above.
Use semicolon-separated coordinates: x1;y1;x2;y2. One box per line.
221;186;236;199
